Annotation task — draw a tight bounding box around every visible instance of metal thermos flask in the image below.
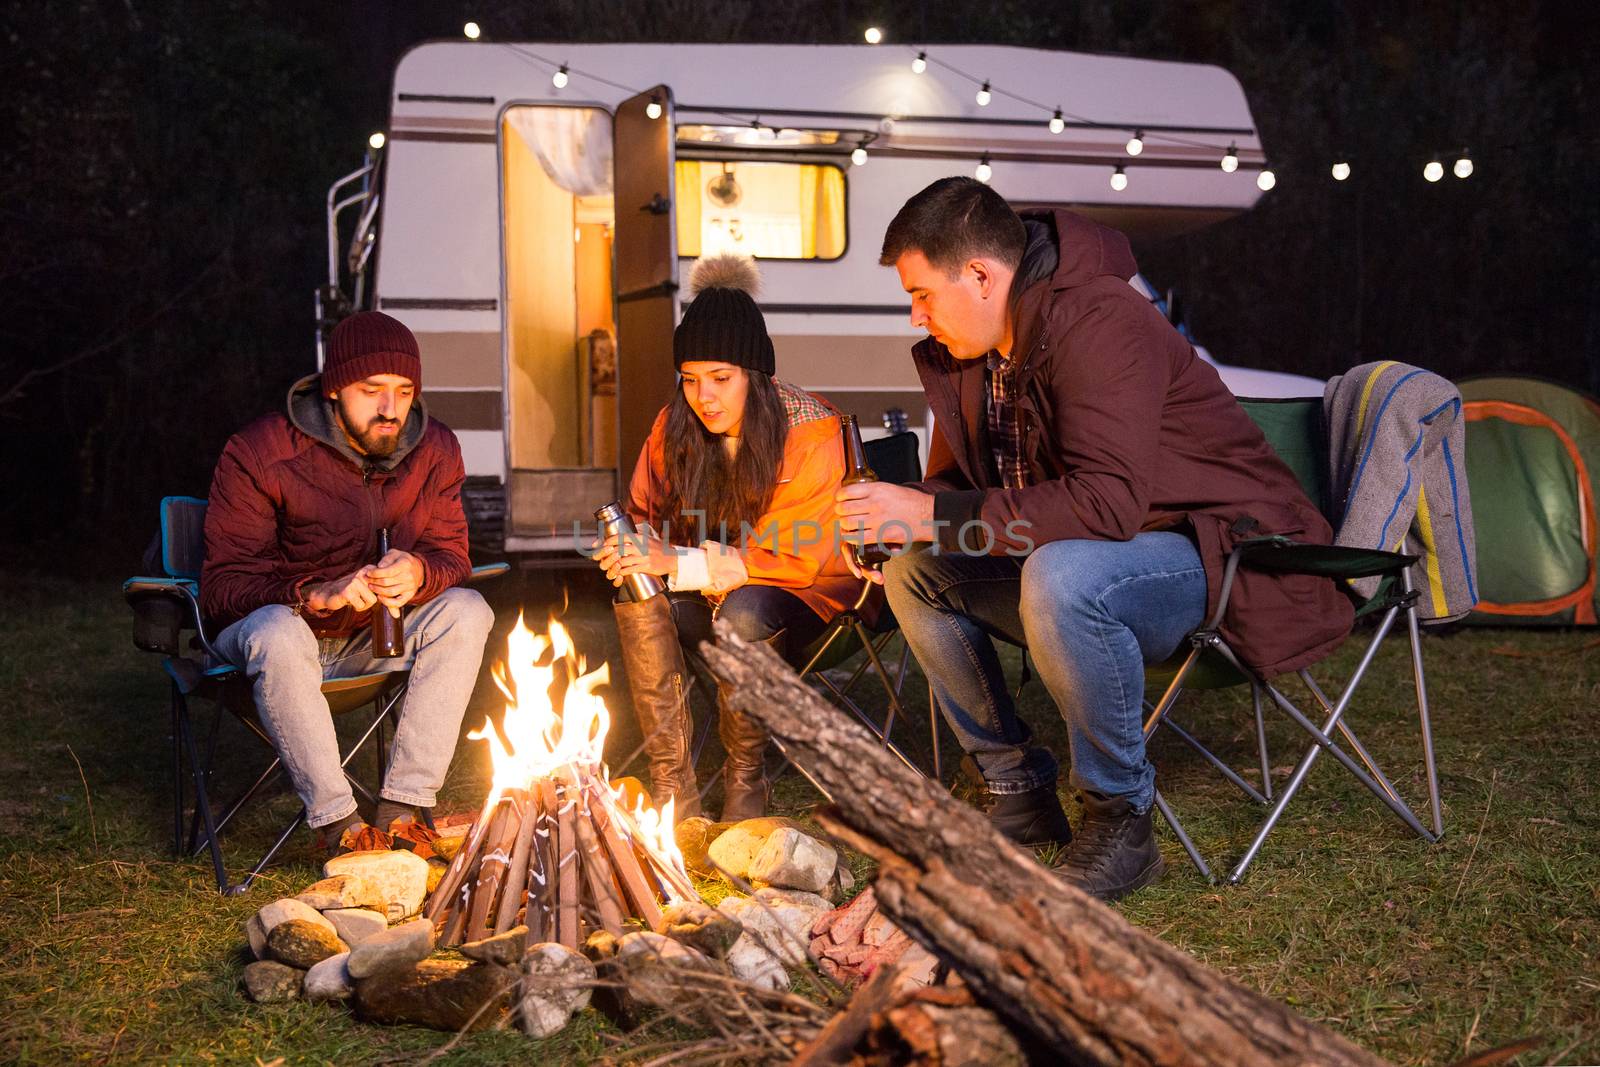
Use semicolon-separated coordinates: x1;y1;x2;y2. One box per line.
595;502;665;602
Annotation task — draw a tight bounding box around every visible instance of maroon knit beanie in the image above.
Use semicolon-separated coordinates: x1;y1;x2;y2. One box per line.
322;311;423;394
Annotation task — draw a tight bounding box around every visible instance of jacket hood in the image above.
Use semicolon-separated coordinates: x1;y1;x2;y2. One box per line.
1021;208;1140;291
287;373;430;472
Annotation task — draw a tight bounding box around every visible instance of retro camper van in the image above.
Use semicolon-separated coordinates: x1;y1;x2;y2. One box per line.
320;42;1272;555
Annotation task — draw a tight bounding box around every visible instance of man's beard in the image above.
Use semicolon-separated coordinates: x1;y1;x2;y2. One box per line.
337;402;402;457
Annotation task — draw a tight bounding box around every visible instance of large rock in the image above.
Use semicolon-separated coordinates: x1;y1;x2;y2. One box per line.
613;930;714;1008
347;917;435;979
704;817;806;881
242;960;303;1003
267;918;348;969
324;849;429;922
520;942;596;1039
748;828;838;894
660;901;743;958
353;957;516;1031
460;925;527;967
323;907;387;948
718;889;830;967
673;816;720;877
244;914;269;960
305;951;354;1002
254;897;336;944
296;874;369;911
725;934;788;991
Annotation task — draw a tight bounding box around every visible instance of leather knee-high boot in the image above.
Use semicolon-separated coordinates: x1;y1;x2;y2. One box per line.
717;629;784;822
612;596;702;821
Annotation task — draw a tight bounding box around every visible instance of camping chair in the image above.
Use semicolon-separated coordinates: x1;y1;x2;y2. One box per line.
1143;398;1445;884
124;495;508;895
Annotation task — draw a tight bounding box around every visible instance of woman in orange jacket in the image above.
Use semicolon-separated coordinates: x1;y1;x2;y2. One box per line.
593;254;858;823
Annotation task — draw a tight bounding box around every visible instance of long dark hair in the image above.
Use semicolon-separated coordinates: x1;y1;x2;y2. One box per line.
658;370;788;546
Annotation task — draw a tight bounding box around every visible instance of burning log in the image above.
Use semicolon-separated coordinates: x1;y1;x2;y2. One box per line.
424;617;704;955
702;621;1390;1067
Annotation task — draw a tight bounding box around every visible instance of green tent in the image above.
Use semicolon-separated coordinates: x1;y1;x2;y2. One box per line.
1459;376;1600;626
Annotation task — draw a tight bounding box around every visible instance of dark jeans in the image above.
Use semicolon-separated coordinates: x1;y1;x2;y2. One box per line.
881;533;1207;809
667;585;829;668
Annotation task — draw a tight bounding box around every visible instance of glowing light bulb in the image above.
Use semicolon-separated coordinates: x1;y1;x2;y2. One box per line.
864;26;883;44
975;155;992;183
1257;166;1277;191
1126;130;1144;156
1110;165;1127;191
645;98;663;120
1453;153;1473;179
911;51;927;74
1221;142;1238;173
1049;109;1064;134
976;81;991;107
552;65;569;90
368;132;386;150
1424;159;1444;182
851;146;868;166
1331;161;1351;181
462;21;480;39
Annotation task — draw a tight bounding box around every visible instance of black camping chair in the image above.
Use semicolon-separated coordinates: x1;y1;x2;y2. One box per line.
124;496;507;895
1143;398;1445;884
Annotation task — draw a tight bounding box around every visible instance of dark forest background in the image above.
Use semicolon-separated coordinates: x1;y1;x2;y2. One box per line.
4;0;1597;568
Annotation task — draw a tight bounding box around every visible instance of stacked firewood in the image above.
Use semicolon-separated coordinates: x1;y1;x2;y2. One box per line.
423;773;696;949
809;888;938;987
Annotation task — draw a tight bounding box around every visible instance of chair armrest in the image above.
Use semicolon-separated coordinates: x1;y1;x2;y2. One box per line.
123;578;218;658
1234;537;1417;580
1202;538;1418;633
466;563;510;584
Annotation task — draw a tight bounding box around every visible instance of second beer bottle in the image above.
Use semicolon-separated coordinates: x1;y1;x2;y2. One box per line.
839;414;894;570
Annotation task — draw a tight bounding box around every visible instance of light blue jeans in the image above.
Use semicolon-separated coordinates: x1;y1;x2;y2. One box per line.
214;587;495;828
882;533;1207;811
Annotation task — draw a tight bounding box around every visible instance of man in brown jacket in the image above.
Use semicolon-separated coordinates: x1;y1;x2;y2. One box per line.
202;312;494;852
836;178;1351;899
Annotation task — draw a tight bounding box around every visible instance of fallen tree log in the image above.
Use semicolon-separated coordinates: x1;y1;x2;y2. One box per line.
702;621;1390;1067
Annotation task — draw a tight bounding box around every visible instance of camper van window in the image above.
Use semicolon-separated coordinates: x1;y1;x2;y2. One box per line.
675;160;846;262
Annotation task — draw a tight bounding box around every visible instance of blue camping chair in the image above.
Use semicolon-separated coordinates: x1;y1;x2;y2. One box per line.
124;496;507;895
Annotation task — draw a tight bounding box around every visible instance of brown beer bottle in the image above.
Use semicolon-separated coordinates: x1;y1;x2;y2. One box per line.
839;415;893;570
372;526;404;657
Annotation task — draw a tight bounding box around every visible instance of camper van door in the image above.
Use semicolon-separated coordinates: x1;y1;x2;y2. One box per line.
612;85;679;482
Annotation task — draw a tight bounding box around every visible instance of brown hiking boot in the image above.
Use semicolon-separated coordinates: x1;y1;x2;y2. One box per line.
985;783;1074;848
716;630;784;823
1055;792;1166;901
613;595;703;821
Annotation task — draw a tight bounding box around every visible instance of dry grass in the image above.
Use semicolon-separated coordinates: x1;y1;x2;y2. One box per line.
0;567;1596;1064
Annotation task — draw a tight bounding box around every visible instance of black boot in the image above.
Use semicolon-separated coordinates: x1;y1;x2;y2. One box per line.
1055;792;1165;901
985;783;1073;848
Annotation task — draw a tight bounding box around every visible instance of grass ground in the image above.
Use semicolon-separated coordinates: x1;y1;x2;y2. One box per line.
0;566;1595;1064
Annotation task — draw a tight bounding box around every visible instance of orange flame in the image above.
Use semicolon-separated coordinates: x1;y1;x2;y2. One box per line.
466;613;697;902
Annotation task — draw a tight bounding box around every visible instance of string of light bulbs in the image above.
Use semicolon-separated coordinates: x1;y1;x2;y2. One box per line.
404;23;1486;195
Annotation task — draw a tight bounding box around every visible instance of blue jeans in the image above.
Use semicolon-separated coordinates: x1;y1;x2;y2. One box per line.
214;587;495;828
882;532;1207;810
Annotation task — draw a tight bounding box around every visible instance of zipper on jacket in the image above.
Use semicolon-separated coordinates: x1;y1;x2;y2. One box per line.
363;466;382;563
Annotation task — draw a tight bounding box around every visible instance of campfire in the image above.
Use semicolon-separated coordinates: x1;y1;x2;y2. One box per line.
423;616;700;948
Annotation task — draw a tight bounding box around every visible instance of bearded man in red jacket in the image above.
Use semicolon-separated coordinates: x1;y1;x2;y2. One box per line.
201;311;494;851
836;179;1350;900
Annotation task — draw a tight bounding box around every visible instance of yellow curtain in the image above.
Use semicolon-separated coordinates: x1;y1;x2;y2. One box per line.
813;166;846;260
799;165;819;259
674;161;701;257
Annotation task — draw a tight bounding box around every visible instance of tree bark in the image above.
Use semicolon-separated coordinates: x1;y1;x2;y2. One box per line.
701;623;1390;1067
